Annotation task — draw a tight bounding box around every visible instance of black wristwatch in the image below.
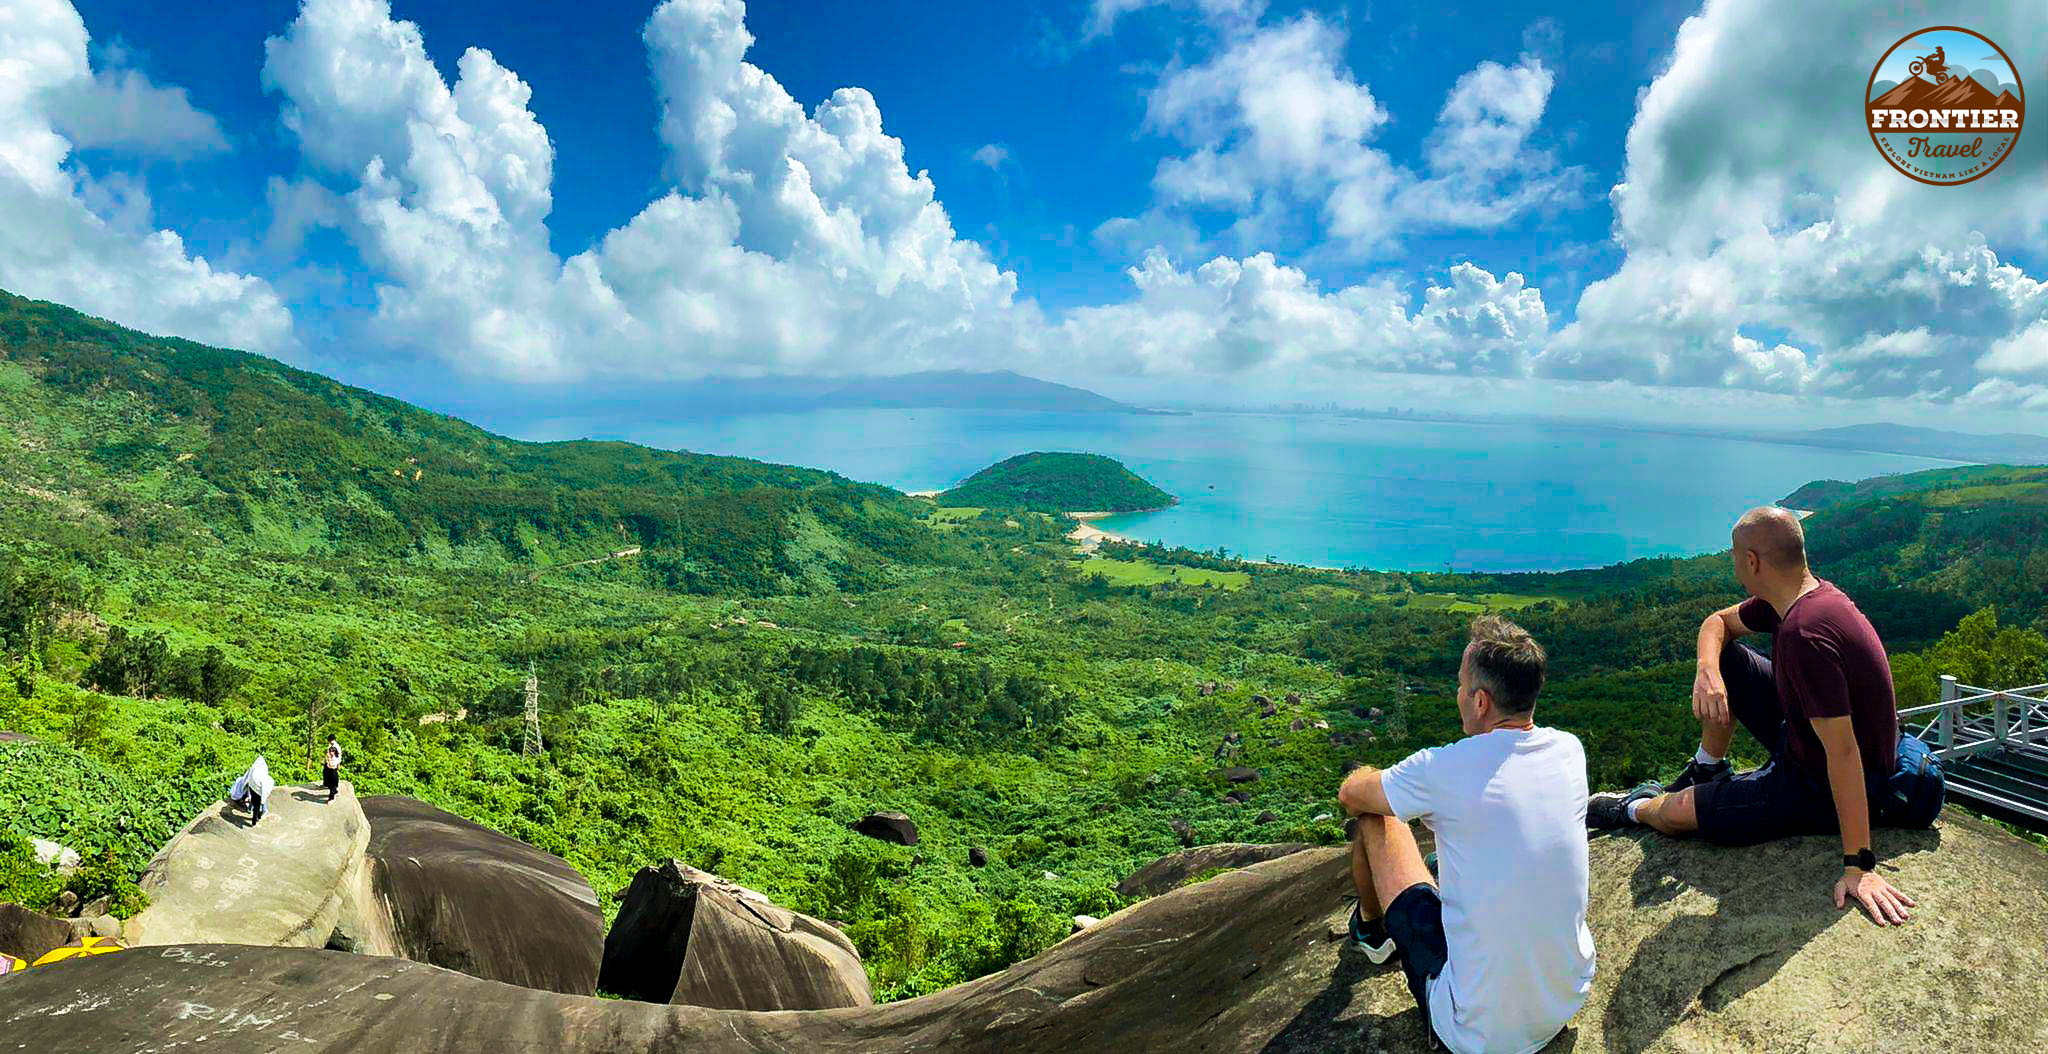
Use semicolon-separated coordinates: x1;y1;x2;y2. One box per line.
1843;848;1875;871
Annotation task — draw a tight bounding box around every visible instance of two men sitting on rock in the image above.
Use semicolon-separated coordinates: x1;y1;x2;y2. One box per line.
1338;616;1595;1053
1587;507;1920;927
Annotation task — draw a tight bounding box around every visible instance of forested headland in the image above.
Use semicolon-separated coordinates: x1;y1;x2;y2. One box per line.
937;451;1176;512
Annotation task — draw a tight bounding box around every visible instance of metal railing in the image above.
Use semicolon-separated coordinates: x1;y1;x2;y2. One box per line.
1900;676;2048;760
1900;675;2048;823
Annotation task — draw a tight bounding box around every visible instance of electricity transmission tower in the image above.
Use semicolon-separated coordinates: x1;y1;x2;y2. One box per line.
522;662;544;756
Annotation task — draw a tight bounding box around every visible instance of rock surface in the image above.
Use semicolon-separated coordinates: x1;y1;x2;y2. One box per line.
854;811;919;846
598;860;870;1011
360;795;601;996
6;811;2044;1053
0;903;71;962
125;782;378;950
1116;842;1313;898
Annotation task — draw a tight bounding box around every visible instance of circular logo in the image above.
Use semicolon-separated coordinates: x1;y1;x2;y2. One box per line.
1866;26;2024;185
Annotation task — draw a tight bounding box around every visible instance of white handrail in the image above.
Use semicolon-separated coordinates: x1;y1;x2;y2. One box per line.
1907;676;2048;760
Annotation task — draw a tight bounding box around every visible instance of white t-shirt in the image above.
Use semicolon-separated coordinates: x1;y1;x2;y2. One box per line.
1381;726;1596;1054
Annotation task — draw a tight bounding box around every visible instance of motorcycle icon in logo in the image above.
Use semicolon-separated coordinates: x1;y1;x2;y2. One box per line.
1907;46;1953;85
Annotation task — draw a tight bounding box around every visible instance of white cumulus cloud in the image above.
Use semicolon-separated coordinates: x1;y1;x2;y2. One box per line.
1049;250;1545;377
1118;12;1578;258
261;0;1029;382
971;143;1008;170
0;0;292;354
40;66;228;159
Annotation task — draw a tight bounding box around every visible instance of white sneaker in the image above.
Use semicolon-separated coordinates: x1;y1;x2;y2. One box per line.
1347;906;1399;965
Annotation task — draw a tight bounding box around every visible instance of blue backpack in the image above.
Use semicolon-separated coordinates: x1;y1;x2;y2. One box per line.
1878;733;1945;828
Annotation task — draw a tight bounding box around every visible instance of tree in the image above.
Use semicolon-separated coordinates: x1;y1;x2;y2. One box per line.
163;646;249;706
759;685;801;734
86;625;170;697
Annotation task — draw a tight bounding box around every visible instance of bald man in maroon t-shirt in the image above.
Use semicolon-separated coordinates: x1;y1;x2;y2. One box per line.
1587;507;1916;926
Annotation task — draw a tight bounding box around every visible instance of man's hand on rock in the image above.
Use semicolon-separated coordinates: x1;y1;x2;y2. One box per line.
1835;868;1914;926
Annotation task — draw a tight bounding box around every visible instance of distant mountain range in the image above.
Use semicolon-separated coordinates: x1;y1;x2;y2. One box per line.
1316;407;2048;467
417;370;1171;425
808;371;1166;414
1772;423;2048;466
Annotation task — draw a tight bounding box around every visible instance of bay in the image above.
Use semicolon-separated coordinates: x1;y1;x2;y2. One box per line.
558;409;1957;573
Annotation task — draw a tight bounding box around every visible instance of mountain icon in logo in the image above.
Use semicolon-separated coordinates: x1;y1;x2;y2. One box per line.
1869;72;2013;113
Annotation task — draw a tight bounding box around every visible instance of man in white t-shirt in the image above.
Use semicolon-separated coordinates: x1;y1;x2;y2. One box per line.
1337;616;1596;1053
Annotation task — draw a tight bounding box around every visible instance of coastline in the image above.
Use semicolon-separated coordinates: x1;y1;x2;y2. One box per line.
1065;510;1135;553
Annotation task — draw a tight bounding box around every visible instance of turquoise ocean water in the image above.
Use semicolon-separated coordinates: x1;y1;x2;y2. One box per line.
567;410;1955;573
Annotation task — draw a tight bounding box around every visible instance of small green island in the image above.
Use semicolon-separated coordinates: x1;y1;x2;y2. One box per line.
936;452;1176;513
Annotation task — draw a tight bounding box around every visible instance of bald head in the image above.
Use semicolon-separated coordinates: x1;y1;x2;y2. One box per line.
1733;506;1807;571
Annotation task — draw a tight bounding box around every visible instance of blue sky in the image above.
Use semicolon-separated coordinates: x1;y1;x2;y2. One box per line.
1868;27;2021;95
5;0;2046;433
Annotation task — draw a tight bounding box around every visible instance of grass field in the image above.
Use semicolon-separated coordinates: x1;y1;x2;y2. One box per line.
929;506;987;529
1078;556;1251;590
1365;591;1561;613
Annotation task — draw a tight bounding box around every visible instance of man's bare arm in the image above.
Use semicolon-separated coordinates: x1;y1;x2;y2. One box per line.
1337;767;1394;818
1813;714;1914;925
1693;604;1755;727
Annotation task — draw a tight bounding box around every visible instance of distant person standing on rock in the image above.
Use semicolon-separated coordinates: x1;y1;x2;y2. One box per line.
1337;616;1595;1053
323;738;343;802
1586;506;1927;927
229;753;275;825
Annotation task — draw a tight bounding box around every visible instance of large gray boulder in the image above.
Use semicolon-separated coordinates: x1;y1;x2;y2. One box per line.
599;860;871;1010
0;903;71;963
124;781;387;952
853;811;918;846
5;812;2042;1053
358;802;598;998
1117;842;1313;898
360;795;601;996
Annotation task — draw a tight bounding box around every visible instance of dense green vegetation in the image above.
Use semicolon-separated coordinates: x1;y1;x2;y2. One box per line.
938;451;1176;512
1782;464;2048;512
0;290;2043;998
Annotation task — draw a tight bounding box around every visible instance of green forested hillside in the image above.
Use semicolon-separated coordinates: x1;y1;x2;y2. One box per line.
1;290;2044;999
0;290;942;595
939;451;1175;512
1782;464;2048;512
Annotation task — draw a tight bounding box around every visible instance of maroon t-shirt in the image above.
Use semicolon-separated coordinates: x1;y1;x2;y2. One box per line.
1739;581;1898;783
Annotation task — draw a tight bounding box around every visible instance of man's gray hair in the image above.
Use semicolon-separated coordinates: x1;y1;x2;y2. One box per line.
1465;615;1546;715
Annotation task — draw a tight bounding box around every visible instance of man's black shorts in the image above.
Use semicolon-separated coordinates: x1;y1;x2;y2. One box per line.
1692;642;1871;845
1692;756;1840;845
1383;882;1449;1048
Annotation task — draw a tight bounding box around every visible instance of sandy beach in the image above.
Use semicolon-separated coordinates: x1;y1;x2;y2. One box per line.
1066;510;1131;553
